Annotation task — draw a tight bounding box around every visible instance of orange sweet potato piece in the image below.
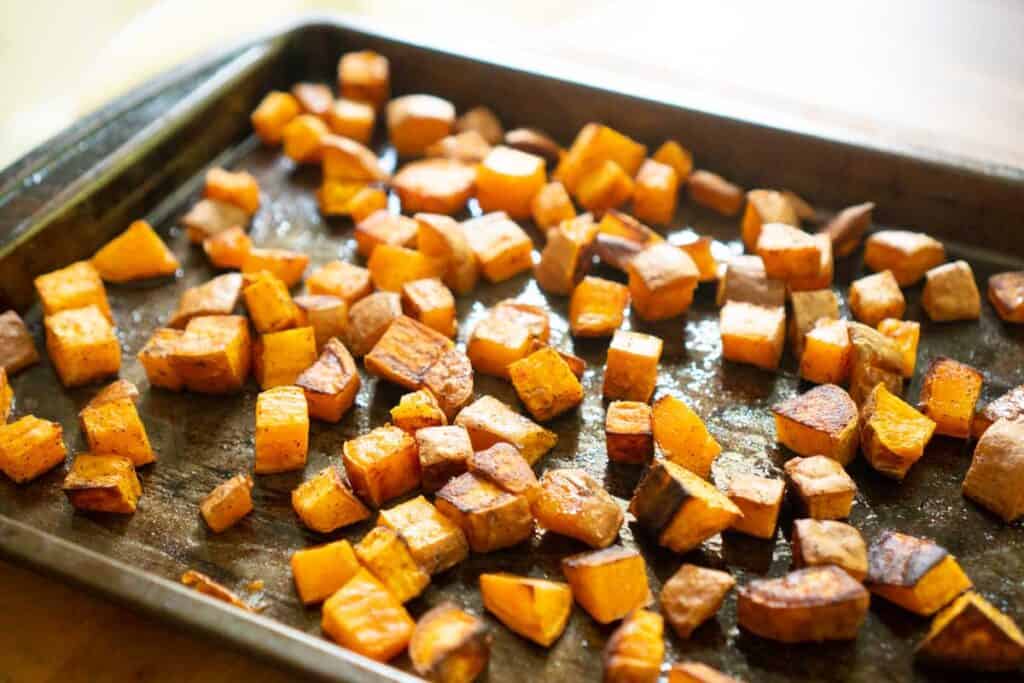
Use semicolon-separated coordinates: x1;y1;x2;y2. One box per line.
253;326;317;390
917;591;1024;672
627;243;698;320
425;130;492;164
555;123;646;195
364;315;453;391
435;472;533;553
377;495;469;574
79;384;154;466
354;210;418;258
476;146;547;219
864;230;945;286
988;271;1024;323
789;289;840;360
791;519;867;581
453;395;557;465
594;209;663;272
963;417;1024;522
387;94;455;156
415;425;472;493
719;301;786;371
576;160;634;212
390;389;447;433
652;395;721;478
393;158;476;215
410;604;492;683
321;135;389;182
605;401;653;464
343;425;421;506
291;465;370;532
168;273;243;328
534;214;598;295
291;540;360;605
0;415;67;483
860;383;936;479
784;456;857;520
755;222;821;281
659;564;735;638
818;202;874;257
204;167;260;215
508;347;584;422
91;220;179;283
686;170;743;216
306;260;373;305
715;254;784;307
531;180;576;229
741;189;799;252
296;338;360;423
603;330;662;403
251;91;301;145
479;573;572;647
254;385;309;474
242;270;301;334
533;468;623;548
338;50;390;108
561;546;651;624
325;97;375;144
354;526;430;603
455;105;504;144
401;277;456;337
202;226;252;269
283;114;329;163
569;276;630;338
866;530;972;616
44;305;120;387
772;384;860;465
602;609;664;683
182;198;248;244
321;569;414;662
368;244;444;293
241;247;309;288
0;310;39;375
294;294;347;350
919;356;983;438
34;261;111;321
676;234;718;283
416;212;479;294
727;474;785;539
652;139;693;182
632;156;679;225
62;453;141;514
293;84;333;116
344;291;402;357
799;319;851;385
463;212;534;283
200;474;253;533
922;260;981;322
849;270;905;326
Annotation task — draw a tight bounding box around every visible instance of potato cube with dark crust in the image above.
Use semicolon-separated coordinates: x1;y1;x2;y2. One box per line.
181;198;248;244
864;229;945;286
741;189;798;252
468;442;538;502
784;455;856;519
727;475;784;539
338;50;389;108
561;546;651;624
789;289;840;360
919;356;983;438
860;383;936;479
605;401;654;464
738;566;869;642
321;569;414;662
755;223;822;281
410;603;492;683
972;384;1024;438
325;98;375;145
800;319;851;385
477;146;547;219
354;526;430;603
34;260;111;321
253;326;317;390
531;180;576;230
669;662;742;683
988;271;1024;323
377;495;468;575
415;425;472;493
603;608;664;683
45;305;120;388
200;474;253;533
421;347;475;420
365;315;453;391
169;273;243;329
791;519;867;581
254;386;308;474
818;201;874;257
435;472;533;553
686;169;743;216
0;369;11;422
716;254;785;308
354;210;417;258
676;235;719;283
344;291;402;357
0;415;66;483
479;573;573;647
922;260;981;322
603;330;662;403
91;220;179;283
283;114;329;163
456;105;504;144
772;384;859;465
204;167;261;215
401;277;456;338
876;318;920;378
848;321;904;405
627;243;699;321
569;276;630;338
720;301;786;371
416;213;479;295
425;129;492;164
321;135;389;183
251;90;300;145
467;314;532;379
454;396;557;465
917;592;1024;672
0;310;39;374
390;389;447;433
533;468;623;548
387;94;455;157
652;395;721;478
534;214;598;295
963;418;1024;522
659;564;735;638
79;387;154;467
296;338;360;423
294;294;347;351
463;212;534;283
508;347;584;422
137;328;186;391
866;530;972;616
849;270;905;327
291;540;361;605
62;453;141;514
242;270;301;334
368;244;444;293
393;158;476;216
306;260;373;305
291;466;370;533
343;425;420;507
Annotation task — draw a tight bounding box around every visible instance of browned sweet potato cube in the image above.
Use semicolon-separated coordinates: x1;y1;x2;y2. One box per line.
344;291;403;357
784;456;857;520
849;270;905;326
467;312;532;379
605;401;654;464
593;209;662;272
493;299;550;342
79;383;154;466
847;321;904;404
531;180;576;230
773;384;859;465
254;385;308;474
988;271;1024;323
0;415;66;483
659;564;735;638
292;466;369;532
919;356;983;438
282;114;329;163
504;127;561;166
800;319;851;385
251;91;300;145
338;50;389;108
325;97;375;145
533;468;622;548
917;592;1024;672
864;230;945;286
455;105;503;144
200;474;253;533
45;305;120;388
390;389;447;433
181;198;248;244
741;189;798;252
676;234;718;283
291;540;361;606
168;273;242;329
354;526;430;603
534;214;598;295
296;338;360;423
652;395;721;478
561;546;651;624
137;328;186;391
253;326;317;390
387;94;455;156
603;330;662;403
294;294;347;351
508;347;584;422
243;270;301;334
306;260;372;305
866;530;972;616
34;261;111;321
877;318;920;378
410;603;492;683
632;158;679;226
0;310;39;374
922;260;981;322
818;202;874;257
416;213;479;294
321;135;389;182
715;255;785;307
628;243;699;321
756;223;821;281
789;289;840;359
963;418;1024;522
602;609;664;683
62;453;141;514
401;277;456;338
727;474;784;539
420;346;475;420
170;315;251;394
720;301;786;371
555;123;645;196
393;158;476;215
435;472;533;552
377;495;469;575
454;395;557;465
791;519;867;581
652;139;693;182
416;425;472;493
686;170;743;216
204;167;260;215
354;210;417;258
477;146;547;219
568;276;630;338
321;569;414;662
293;83;333;117
467;442;538;501
365;315;453;391
425;129;492;163
860;383;936;479
463;212;534;283
343;425;421;506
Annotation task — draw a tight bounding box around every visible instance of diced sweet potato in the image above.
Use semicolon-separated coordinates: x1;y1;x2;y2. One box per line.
508;347;584;422
605;401;653;464
629;459;740;553
79;387;154;466
347;186;389;223
772;384;859;465
91;220;179;283
789;289;839;359
137;328;186;391
291;540;360;605
594;209;662;271
253;326;317;390
243;270;301;334
294;294;347;351
676;234;718;283
800;319;851;385
632;158;678;226
866;530;972;615
62;453;141;514
742;190;799;252
467;314;532;379
171;315;251;394
849;270;905;327
296;338;360;423
784;455;856;520
686;170;743;216
791;519;867;581
426;130;493;164
401;277;456;337
720;301;786;371
919;356;983;438
307;260;373;305
988;271;1024;323
493;299;550;342
34;261;111;321
180;570;250;610
755;222;821;281
354;210;417;258
410;605;491;683
204;167;260;215
476;146;546;219
200;473;253;532
562;546;650;624
291;466;370;532
241;247;309;288
345;291;403;357
922;260;981;321
726;474;784;539
534;214;598;295
715;255;784;307
668;663;741;683
368;244;444;293
343;424;421;506
435;472;533;552
354;526;430;603
200;225;251;270
293;83;336;115
864;230;945;286
652;139;693;182
738;566;869;642
818;202;874;257
251;91;301;145
860;383;936;479
0;368;10;422
504;127;562;166
0;415;66;483
321;135;389;182
325;97;375;144
603;609;664;683
659;564;735;639
463;212;534;283
652;395;721;478
182;198;248;244
533;468;623;548
848;321;904;405
254;385;308;474
416;425;472;493
603;330;662;403
531;181;576;230
576;159;634;213
169;273;243;328
917;591;1024;672
282;114;329;163
387;94;455;156
416;213;479;294
972;384;1024;438
391;389;447;433
454;395;557;465
44;305;120;387
421;346;475;419
555;123;646;196
479;573;572;647
338;50;389;108
393;158;476;215
455;105;504;144
0;310;38;375
787;232;834;292
876;318;919;378
468;442;538;501
321;569;414;662
628;243;699;320
365;315;453;390
962;417;1024;522
378;495;469;575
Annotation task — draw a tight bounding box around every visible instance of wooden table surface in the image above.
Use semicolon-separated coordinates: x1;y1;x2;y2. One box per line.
3;2;1023;682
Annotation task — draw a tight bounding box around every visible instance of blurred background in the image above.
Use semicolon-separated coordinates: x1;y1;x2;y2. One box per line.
1;0;1022;172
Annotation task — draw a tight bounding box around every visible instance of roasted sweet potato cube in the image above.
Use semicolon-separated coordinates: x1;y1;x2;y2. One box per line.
784;456;856;520
169;273;243;329
354;210;417;258
917;591;1024;672
251;90;301;145
180;570;250;610
864;230;945;286
715;255;785;307
421;347;474;420
493;299;550;342
531;180;576;230
243;270;301;334
576;159;633;212
772;384;859;465
254;386;308;474
0;369;10;422
62;453;141;514
818;201;874;257
0;415;66;483
919;356;983;438
988;271;1024;323
295;338;360;423
876;318;919;378
727;475;784;539
454;105;503;144
293;295;347;351
629;460;740;553
45;305;120;387
321;135;389;182
401;277;456;338
468;442;538;501
338;50;389;107
368;244;444;293
848;321;904;405
628;243;699;320
321;568;414;662
344;291;403;357
963;418;1024;522
343;425;420;506
631;158;678;226
290;81;332;116
755;222;821;281
182;198;248;244
866;530;972;615
291;540;360;605
676;235;718;283
204;167;260;215
34;261;111;321
79;392;154;466
789;289;840;359
652;395;721;478
737;566;869;642
860;383;936;479
508;347;584;422
463;213;534;283
922;260;981;322
849;270;905;326
741;189;799;252
467;314;532;379
686;170;743;216
415;425;472;493
137;328;186;391
426;130;492;164
435;472;533;552
973;385;1024;438
475;145;546;219
454;396;557;465
171;315;251;394
554;123;645;194
0;310;39;374
365;315;453;390
282;114;329;163
378;495;468;575
533;468;623;548
291;466;370;532
669;662;741;683
416;213;479;294
306;260;373;305
594;209;662;271
720;301;786;371
791;519;867;581
534;214;598;295
800;319;851;385
603;330;662;403
91;220;179;283
354;526;430;603
200;473;253;533
409;603;491;683
659;564;735;639
325;97;375;144
253;326;318;390
393;158;476;215
504;127;561;166
562;546;650;624
480;573;572;647
338;185;388;223
241;247;309;289
652;139;693;182
391;389;447;433
787;233;834;292
387;94;455;156
602;609;664;683
605;401;654;464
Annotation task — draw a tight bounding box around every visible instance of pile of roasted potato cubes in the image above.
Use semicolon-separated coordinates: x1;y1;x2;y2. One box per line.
4;46;1024;682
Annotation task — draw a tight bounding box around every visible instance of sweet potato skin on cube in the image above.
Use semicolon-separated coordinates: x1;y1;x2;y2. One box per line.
686;170;743;215
91;220;179;283
0;415;67;483
364;315;453;391
602;609;664;683
435;472;534;553
290;540;360;605
784;455;857;520
476;146;547;219
605;401;653;464
453;395;557;465
819;201;874;257
45;305;121;388
922;260;981;322
508;347;584;422
866;530;972;616
479;573;573;647
962;418;1024;522
254;386;309;474
569;276;630;338
416;213;479;295
291;466;370;532
416;425;472;493
716;255;784;308
632;158;679;226
561;546;651;624
918;356;983;438
343;425;421;507
652;395;721;479
0;310;40;374
426;130;492;163
916;592;1024;672
659;563;735;638
864;229;945;286
788;289;840;360
972;384;1024;438
534;214;598;296
377;495;469;575
603;330;662;403
294;294;347;350
200;473;253;533
296;337;360;423
847;321;904;406
169;273;243;329
860;383;936;479
849;270;906;327
719;301;786;371
772;384;859;465
726;474;784;539
409;603;492;683
627;243;699;321
791;519;868;581
321;568;415;662
62;453;142;514
354;525;430;603
468;443;538;502
181;199;248;244
533;468;623;548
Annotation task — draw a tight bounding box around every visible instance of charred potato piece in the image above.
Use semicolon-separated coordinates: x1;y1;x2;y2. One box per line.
818;201;874;257
296;338;360;423
632;158;679;226
391;389;447;433
322;568;414;662
849;270;905;327
784;455;856;520
686;169;743;216
200;473;253;533
741;189;798;252
338;50;390;108
719;301;786;371
569;276;630;338
972;384;1024;438
659;563;735;638
668;662;742;683
922;260;981;321
561;546;651;624
242;270;301;334
402;277;457;338
479;573;572;647
169;273;243;328
291;540;360;605
508;347;584;422
603;330;662;403
602;609;664;683
378;495;468;575
291;466;370;533
0;310;39;374
454;396;557;465
410;603;492;683
652;139;693;182
467;443;538;502
416;213;479;295
181;570;250;610
533;468;623;548
627;243;699;321
91;220;179;283
44;305;120;388
919;356;983;438
387;94;455;157
477;146;547;219
788;289;839;359
62;453;141;514
368;243;445;293
345;291;403;357
755;222;821;281
917;591;1024;672
772;384;859;465
415;425;472;493
354;526;430;603
800;319;851;385
652;395;721;478
605;401;654;464
355;210;418;258
987;271;1024;323
294;294;347;351
435;472;533;553
791;519;867;581
365;316;453;391
962;417;1024;522
866;530;972;616
254;385;309;474
531;181;576;230
860;383;936;479
343;425;420;507
534;214;598;295
726;474;784;539
393;159;476;216
864;229;945;286
463;212;534;283
0;415;66;483
251;91;301;145
737;566;869;642
253;326;318;390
